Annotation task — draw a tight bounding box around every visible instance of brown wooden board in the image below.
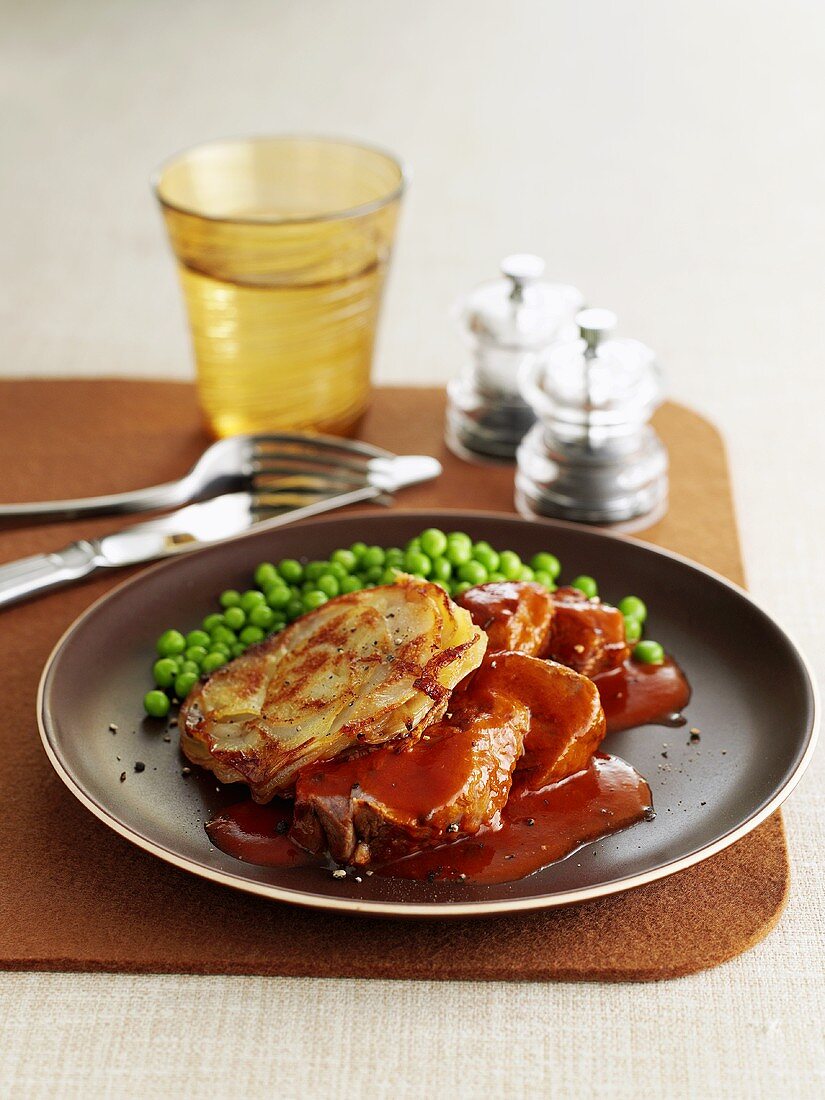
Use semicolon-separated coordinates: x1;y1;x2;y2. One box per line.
0;380;789;981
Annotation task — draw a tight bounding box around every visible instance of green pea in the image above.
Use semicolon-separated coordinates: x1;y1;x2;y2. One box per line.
445;540;472;567
518;565;535;582
458;560;488;586
498;550;523;580
239;626;265;646
269;614;287;631
430;557;452;583
360;546;385;569
210;642;232;658
634;640;664;665
340;575;362;594
571;575;598;599
184;645;208;664
239;589;266;613
404;549;432;576
302;591;328;612
363;564;384;584
385;548;404;567
315;574;340;598
179;660;200;676
447;531;472;551
265;584;291;609
209;625;237;648
202;612;224;633
619;595;647;623
473;544;500;572
304;560;329;582
152;657;178;689
533;570;556;591
143;690;170;718
380;566;401;585
530;552;561;580
254;562;278;589
156;629;186;658
286;597;305;620
220;606;245;631
184;629;210;650
326;560;348;581
219;589;241;609
330;548;357;572
624;617;643;644
404;537;422;553
174;671;199;699
278;558;303;583
420;528;448;558
349;541;368;561
231;643;247;659
248;604;275;630
453;581;472;596
201;651;228;674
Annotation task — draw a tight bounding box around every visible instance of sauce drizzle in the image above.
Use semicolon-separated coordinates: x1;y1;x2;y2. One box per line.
207;753;652;884
377;753;652;884
594;657;691;732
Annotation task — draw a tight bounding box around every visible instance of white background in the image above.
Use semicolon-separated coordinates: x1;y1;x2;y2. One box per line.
1;1;823;1096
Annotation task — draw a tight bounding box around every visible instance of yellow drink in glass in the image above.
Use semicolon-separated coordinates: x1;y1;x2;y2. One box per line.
154;137;405;438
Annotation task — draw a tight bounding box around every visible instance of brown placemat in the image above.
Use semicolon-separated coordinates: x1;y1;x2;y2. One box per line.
0;380;788;981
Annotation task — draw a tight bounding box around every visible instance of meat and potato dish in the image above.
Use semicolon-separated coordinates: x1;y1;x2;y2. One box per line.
182;572;674;881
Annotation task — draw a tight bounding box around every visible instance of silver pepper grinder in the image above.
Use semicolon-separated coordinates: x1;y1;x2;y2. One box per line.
445;255;584;461
515;307;668;530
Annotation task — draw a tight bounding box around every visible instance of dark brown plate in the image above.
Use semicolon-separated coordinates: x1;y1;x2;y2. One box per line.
38;511;818;917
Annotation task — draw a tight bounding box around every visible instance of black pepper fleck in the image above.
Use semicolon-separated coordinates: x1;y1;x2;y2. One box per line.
119;772;126;783
134;761;145;773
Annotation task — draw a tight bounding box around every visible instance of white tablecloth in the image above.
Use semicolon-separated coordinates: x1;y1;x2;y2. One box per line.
1;2;823;1096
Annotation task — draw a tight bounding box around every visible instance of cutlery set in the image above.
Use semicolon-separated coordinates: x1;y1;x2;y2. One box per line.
0;434;441;608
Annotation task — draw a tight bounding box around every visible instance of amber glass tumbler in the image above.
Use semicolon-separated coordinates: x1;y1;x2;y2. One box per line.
154;137;405;437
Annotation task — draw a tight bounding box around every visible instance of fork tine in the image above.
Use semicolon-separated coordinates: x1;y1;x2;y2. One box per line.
252;471;367;488
250;489;352;509
250;453;374;477
249;432;389;460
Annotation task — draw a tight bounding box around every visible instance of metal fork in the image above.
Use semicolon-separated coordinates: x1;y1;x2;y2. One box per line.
0;433;410;522
0;453;442;608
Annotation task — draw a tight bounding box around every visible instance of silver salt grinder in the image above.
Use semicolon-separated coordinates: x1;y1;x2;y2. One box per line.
515;308;668;531
445;255;584;461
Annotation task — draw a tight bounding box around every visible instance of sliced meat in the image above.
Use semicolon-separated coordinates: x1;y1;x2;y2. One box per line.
464;651;607;788
542;585;629;676
456;581;555;656
290;677;529;866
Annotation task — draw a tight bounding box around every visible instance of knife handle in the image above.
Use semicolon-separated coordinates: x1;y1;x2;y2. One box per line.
0;541;101;609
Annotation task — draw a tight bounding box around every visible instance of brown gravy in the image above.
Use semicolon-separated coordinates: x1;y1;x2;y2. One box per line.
377;753;651;884
207;753;651;884
206;800;314;868
595;657;691;732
